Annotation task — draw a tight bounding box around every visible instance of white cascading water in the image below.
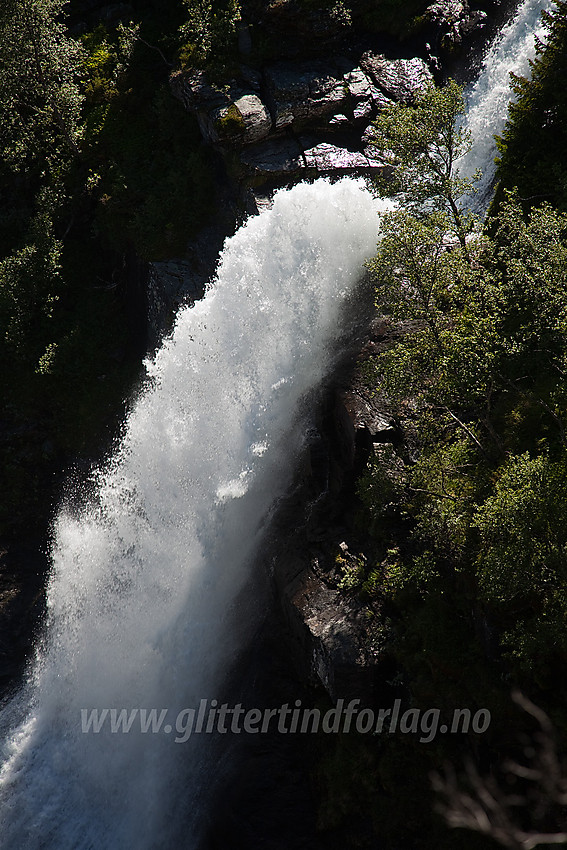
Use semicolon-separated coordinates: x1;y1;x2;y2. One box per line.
459;0;553;207
0;0;553;846
0;179;383;849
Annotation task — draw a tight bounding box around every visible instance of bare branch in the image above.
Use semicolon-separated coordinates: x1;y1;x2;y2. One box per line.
432;693;567;849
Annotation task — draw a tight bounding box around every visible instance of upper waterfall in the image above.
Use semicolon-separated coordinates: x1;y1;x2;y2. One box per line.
458;0;553;209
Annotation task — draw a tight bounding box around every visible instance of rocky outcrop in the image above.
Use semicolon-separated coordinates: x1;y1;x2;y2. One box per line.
264;315;407;703
423;0;488;50
360;52;435;102
282;554;380;702
239;137;304;177
170;71;272;146
265;61;349;129
171;53;432;190
240;137;388;183
302;141;378;172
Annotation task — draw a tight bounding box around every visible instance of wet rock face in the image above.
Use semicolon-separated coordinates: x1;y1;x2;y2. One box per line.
282;557;381;702
263;316;407;705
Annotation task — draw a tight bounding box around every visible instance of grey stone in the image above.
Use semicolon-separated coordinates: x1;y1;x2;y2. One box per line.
424;0;487;46
240;137;304;176
284;563;374;700
303;142;368;172
329;113;350;126
233;94;272;143
360;53;433;102
171;71;272;146
361;124;385;160
353;100;373;121
344;67;373;101
369;87;395;111
461;9;488;35
266;61;347;129
425;0;467;25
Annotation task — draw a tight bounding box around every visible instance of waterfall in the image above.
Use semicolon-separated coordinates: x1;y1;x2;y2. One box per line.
0;179;383;849
458;0;553;209
0;0;554;845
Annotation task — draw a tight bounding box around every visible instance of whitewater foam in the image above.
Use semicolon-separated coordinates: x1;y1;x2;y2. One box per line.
459;0;553;209
0;179;384;849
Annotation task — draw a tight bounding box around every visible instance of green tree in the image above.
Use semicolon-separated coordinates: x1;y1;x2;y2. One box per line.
369;80;476;248
475;452;567;609
177;0;241;70
474;451;567;675
0;198;63;368
496;0;567;211
0;0;85;178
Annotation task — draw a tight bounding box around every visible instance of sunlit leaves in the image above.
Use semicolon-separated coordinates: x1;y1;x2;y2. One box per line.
0;0;85;174
178;0;241;69
369;80;476;245
475;452;567;608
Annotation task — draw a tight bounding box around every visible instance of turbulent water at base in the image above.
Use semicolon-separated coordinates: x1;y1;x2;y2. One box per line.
458;0;553;209
0;180;383;849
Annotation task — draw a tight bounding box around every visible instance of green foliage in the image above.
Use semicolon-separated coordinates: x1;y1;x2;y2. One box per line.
495;0;567;211
336;551;367;590
177;0;241;70
475;452;567;608
81;23;139;106
91;85;213;260
0;203;63;367
335;23;567;847
0;0;85;176
0;3;214;535
357;445;405;519
411;440;482;564
368;187;567;451
76;18;215;260
369;80;477;246
214;102;246;135
362;70;567;731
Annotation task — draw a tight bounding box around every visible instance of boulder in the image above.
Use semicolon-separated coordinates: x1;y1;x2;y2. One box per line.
211;94;272;145
170;70;272;146
360;53;434;102
423;0;487;48
344;67;391;122
265;61;348;129
302;141;382;174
